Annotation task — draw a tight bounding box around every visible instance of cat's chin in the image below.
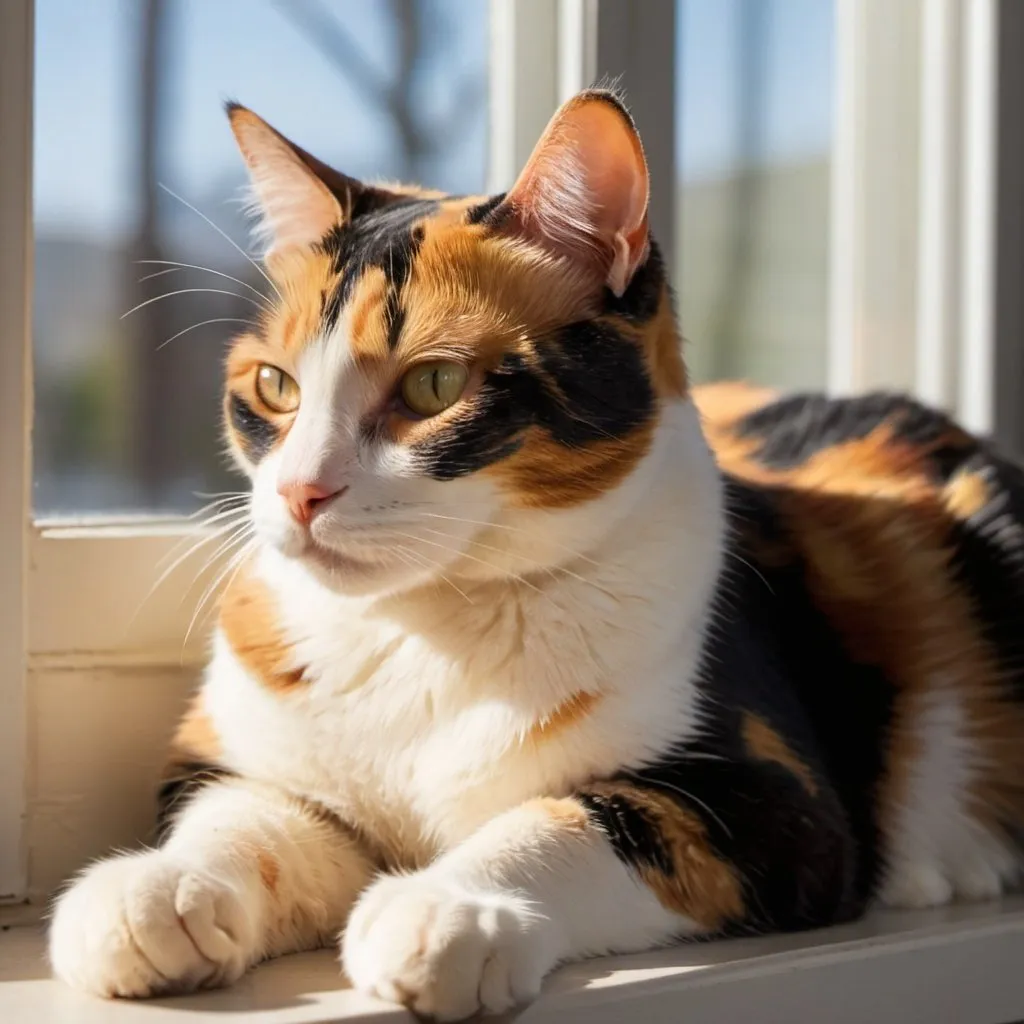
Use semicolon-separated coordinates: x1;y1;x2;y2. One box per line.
286;540;423;597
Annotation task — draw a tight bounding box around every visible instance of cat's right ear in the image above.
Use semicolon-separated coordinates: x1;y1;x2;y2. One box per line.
226;103;364;254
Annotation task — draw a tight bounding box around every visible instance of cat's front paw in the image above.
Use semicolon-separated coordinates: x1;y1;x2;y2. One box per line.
49;851;261;998
341;873;552;1021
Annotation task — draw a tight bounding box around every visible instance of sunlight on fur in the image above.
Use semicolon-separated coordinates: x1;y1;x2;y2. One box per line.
48;89;1024;1021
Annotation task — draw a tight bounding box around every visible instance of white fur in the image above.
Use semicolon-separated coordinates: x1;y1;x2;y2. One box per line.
215;400;723;862
51;290;1019;1012
50;389;726;1009
879;684;1018;908
49;780;373;998
342;802;687;1020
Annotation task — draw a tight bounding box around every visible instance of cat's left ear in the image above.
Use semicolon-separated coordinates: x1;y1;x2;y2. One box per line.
226;103;397;254
496;90;650;296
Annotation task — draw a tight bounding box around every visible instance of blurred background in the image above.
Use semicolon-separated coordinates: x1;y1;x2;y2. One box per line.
32;0;833;513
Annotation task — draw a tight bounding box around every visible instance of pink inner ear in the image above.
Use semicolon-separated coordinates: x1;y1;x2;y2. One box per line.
505;96;650;296
230;109;342;252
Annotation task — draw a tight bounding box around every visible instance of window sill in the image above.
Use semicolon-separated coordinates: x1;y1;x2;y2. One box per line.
4;897;1024;1023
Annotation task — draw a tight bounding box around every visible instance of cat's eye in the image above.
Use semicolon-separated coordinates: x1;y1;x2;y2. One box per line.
255;364;300;414
400;361;469;417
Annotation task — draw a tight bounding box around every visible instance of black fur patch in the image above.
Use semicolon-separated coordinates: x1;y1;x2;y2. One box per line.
412;354;535;480
577;488;875;935
707;479;895;904
738;392;973;480
577;788;674;876
946;455;1024;708
229;393;278;463
155;763;231;843
604;239;666;323
320;198;436;338
412;319;654;480
465;193;506;225
534;319;654;445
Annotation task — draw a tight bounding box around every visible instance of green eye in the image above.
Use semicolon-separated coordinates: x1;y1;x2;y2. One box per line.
255;364;300;413
400;361;468;417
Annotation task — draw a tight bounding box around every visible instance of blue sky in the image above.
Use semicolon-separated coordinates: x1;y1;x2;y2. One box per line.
35;0;833;240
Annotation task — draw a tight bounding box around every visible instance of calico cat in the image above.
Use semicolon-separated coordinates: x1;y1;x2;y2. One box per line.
49;90;1024;1020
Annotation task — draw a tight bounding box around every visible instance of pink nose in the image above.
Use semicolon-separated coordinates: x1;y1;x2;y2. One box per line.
277;481;345;524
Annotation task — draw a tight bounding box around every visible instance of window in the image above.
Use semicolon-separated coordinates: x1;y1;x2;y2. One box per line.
33;0;489;514
4;2;1024;1019
676;0;834;391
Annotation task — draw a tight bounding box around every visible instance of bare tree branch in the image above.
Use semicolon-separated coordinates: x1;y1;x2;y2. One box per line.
271;0;391;109
431;68;487;145
272;0;483;183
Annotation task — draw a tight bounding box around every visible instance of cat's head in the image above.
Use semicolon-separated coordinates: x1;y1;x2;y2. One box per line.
224;89;687;596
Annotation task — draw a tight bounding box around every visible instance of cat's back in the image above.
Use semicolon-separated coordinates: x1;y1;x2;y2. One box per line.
695;381;1024;907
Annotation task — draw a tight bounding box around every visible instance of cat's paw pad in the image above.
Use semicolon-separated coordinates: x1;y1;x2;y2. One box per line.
341;874;548;1021
49;851;260;998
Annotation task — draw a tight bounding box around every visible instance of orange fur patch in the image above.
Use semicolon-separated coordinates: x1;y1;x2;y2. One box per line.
257;851;281;895
265;248;340;353
634;298;687;399
528;691;601;743
693;380;778;426
943;470;989;521
526;796;590;831
219;566;308;693
495;423;655;509
701;401;1024;846
583;781;745;928
167;695;222;767
741;714;818;796
345;267;391;365
224;187;681;509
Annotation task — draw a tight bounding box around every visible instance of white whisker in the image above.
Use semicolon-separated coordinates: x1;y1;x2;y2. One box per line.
157;183;283;302
182;538;255;655
391;543;475;605
120;287;265;320
125;516;248;642
622;769;734;840
156;510;248;571
156;317;254;351
135;259;272;305
385;529;544;595
139;267;185;283
416;511;602;568
417;525;605;594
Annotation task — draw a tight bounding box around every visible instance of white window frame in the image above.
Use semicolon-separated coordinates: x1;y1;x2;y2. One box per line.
0;0;32;904
829;0;1000;438
5;1;1024;1018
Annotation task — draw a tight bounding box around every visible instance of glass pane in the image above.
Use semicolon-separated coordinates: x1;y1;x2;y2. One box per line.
675;0;833;390
33;0;489;514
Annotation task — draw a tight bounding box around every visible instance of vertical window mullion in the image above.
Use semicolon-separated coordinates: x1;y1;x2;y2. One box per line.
0;0;33;904
592;0;677;272
828;0;922;397
958;0;998;435
487;0;560;193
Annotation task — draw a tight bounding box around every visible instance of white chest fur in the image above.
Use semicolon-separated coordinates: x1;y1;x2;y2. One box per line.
202;404;725;866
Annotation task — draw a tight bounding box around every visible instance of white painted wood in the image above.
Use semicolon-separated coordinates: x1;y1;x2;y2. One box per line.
828;0;864;395
28;523;242;668
958;0;998;434
0;0;34;905
915;0;963;411
24;665;196;901
487;0;560;192
828;0;922;396
557;0;598;102
5;900;1024;1022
